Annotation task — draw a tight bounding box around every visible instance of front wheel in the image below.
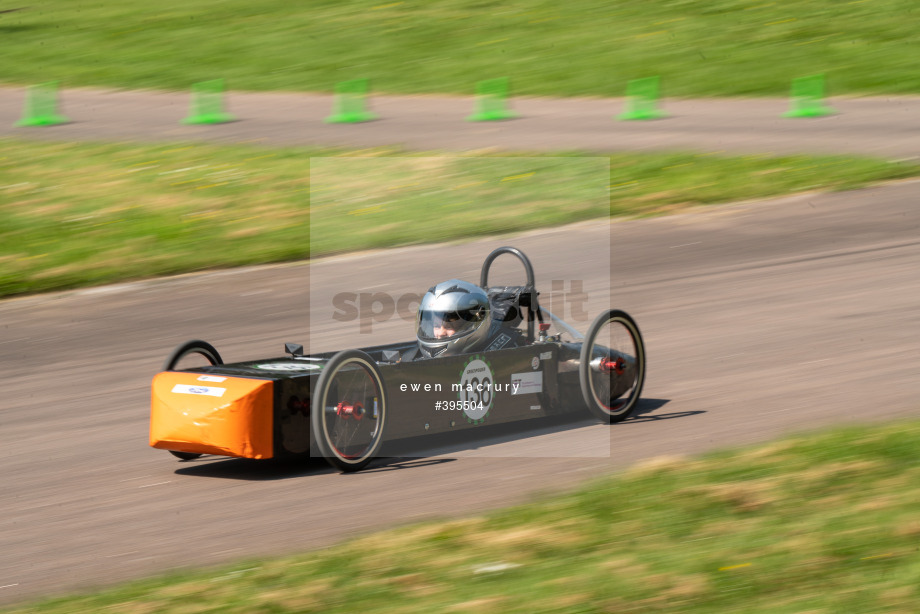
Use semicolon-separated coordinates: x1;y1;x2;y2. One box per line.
579;310;646;423
162;340;224;461
311;349;387;472
162;339;223;371
169;451;203;461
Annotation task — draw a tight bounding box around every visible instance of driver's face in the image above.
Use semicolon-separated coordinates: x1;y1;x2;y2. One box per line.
433;321;458;339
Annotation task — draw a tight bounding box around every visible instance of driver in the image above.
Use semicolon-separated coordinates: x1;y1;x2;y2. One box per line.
415;279;492;358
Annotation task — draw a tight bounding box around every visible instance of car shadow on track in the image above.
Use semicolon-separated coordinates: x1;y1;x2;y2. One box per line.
623;398;704;425
372;398;686;465
173;456;336;480
172;398;688;479
173;455;459;480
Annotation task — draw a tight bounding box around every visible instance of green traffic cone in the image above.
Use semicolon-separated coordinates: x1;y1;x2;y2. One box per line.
467;77;518;121
617;76;667;121
325;79;378;123
16;82;69;127
182;79;236;125
783;74;833;118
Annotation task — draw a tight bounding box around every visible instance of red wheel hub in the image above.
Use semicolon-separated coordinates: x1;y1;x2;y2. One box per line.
335;402;365;420
600;357;625;375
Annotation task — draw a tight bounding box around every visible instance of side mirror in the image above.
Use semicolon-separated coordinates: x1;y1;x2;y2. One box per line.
285;343;304;357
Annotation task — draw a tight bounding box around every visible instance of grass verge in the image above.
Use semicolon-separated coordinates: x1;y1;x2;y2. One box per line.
3;138;919;298
2;1;920;96
7;419;920;613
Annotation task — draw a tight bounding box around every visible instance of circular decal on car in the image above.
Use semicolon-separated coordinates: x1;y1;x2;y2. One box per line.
531;356;540;370
253;363;321;371
458;355;494;424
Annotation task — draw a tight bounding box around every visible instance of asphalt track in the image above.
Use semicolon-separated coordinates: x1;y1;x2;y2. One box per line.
1;88;920;605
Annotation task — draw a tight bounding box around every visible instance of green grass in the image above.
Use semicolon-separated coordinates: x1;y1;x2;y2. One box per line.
2;0;920;96
2;138;919;298
7;419;920;613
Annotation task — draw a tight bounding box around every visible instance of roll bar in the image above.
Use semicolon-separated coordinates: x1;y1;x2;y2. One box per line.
480;246;535;288
480;246;542;342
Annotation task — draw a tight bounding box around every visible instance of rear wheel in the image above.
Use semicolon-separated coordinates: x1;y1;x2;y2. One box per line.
311;349;387;472
163;340;224;461
579;310;645;423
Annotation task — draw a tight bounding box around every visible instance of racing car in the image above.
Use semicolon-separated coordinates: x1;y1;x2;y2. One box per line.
150;247;646;472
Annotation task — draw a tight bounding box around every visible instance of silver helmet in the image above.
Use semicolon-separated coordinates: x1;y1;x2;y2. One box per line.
416;279;491;358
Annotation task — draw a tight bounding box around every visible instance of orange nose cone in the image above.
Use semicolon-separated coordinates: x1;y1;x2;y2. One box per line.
150;372;274;459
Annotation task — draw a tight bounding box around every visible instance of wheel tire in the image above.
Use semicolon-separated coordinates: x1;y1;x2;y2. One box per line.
162;339;223;372
579;309;646;423
162;340;223;461
311;349;387;473
169;451;203;461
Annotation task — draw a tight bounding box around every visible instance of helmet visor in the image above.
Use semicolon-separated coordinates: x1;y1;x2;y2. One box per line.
418;309;482;341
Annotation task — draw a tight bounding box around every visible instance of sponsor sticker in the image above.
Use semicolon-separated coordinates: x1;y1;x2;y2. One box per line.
510;371;542;396
485;333;511;351
539;351;552;360
253;363;321;371
197;375;226;383
171;384;226;398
